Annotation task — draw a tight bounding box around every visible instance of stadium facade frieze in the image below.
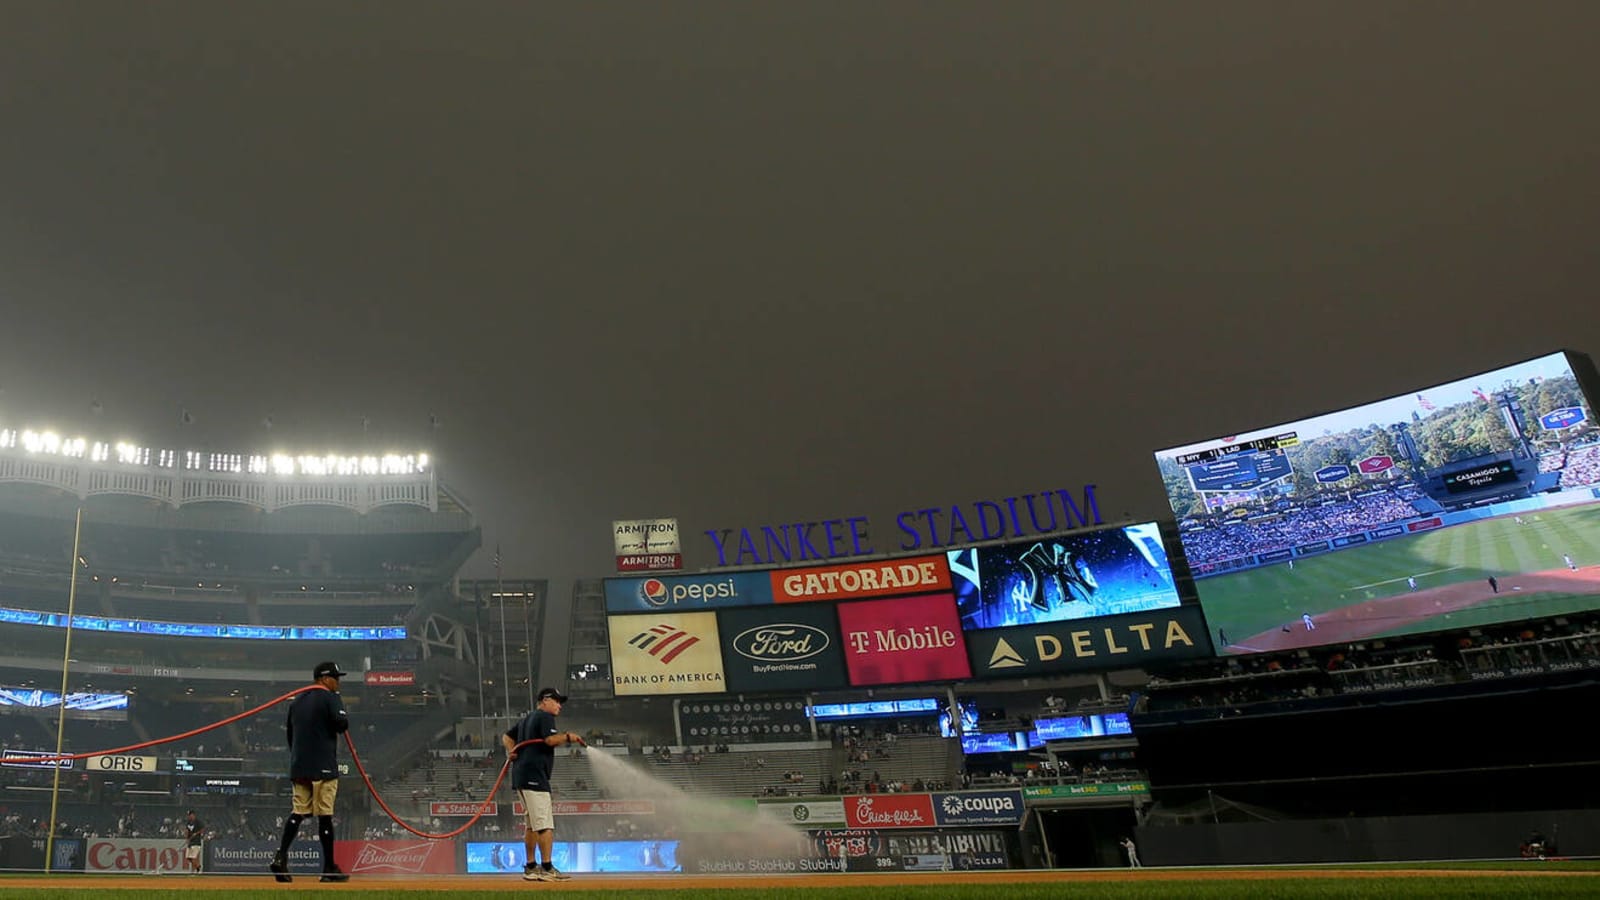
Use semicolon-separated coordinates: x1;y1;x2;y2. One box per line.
702;484;1103;567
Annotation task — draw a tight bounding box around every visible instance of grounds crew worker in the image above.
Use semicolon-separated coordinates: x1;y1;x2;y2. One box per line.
504;687;585;881
271;661;351;883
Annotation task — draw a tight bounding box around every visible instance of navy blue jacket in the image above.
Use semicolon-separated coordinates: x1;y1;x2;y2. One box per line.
286;687;349;781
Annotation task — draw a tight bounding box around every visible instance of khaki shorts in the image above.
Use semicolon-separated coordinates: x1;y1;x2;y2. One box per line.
292;778;339;816
185;845;202;861
518;789;554;832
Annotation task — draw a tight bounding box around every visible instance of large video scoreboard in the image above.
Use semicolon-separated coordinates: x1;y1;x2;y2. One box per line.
1153;349;1600;656
602;523;1211;697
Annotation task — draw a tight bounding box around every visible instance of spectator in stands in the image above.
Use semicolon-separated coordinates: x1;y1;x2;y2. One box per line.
504;687;585;882
272;661;351;884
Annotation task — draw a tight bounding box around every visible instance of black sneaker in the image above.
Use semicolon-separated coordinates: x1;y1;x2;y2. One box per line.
320;865;350;883
269;853;292;883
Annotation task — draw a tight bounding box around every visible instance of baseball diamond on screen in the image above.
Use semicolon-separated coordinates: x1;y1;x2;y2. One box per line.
1153;349;1600;655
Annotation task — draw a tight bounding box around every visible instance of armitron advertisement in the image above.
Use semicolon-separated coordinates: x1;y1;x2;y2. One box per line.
717;603;847;693
962;606;1214;677
835;594;971;687
770;556;951;603
614;518;684;573
608;611;727;696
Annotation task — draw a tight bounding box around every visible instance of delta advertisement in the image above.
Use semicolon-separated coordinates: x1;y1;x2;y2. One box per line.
770;556;951;604
604;572;773;614
717;603;848;693
945;522;1180;631
835;594;971;687
334;839;457;875
608;611;727;696
962;606;1214;678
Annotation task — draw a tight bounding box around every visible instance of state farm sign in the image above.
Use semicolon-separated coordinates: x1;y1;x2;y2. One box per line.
844;793;935;829
430;801;497;817
85;838;186;873
333;840;456;874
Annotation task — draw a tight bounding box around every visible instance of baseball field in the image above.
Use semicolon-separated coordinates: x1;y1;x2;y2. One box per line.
5;861;1600;898
1195;505;1600;654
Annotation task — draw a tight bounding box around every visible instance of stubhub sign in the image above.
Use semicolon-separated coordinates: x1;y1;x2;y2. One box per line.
604;572;773;614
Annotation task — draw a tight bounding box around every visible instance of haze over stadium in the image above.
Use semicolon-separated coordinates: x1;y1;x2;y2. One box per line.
3;3;1600;881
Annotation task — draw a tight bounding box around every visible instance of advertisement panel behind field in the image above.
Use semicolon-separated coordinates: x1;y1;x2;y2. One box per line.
608;611;727;696
716;603;848;693
835;593;970;687
946;522;1180;631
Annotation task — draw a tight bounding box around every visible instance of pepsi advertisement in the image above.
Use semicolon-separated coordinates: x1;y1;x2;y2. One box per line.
946;522;1180;631
604;572;774;613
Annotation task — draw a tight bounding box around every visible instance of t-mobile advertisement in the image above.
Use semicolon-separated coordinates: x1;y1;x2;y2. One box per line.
836;594;971;687
717;602;848;693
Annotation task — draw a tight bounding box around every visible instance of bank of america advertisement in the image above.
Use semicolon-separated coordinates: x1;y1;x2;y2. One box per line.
716;604;848;693
963;606;1213;678
608;611;727;696
604;572;774;614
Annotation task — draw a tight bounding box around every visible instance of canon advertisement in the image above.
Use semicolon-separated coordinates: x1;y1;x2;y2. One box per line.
716;603;847;693
963;606;1214;678
604;572;773;614
946;522;1181;631
82;839;187;874
835;593;971;687
607;610;727;696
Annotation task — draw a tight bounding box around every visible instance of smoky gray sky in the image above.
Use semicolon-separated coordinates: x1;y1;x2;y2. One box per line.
4;2;1599;586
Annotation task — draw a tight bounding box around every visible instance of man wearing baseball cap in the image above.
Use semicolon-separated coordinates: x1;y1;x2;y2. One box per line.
503;686;584;881
271;662;351;883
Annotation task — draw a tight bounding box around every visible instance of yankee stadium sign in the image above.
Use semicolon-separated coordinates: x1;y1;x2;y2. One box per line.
705;485;1102;567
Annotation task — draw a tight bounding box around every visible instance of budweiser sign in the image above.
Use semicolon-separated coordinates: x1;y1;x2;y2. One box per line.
335;840;455;874
430;801;497;817
364;671;416;686
845;794;934;829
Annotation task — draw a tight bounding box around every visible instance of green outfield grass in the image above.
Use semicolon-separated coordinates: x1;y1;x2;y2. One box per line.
1199;505;1600;645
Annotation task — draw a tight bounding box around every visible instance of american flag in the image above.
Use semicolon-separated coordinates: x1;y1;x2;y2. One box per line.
1416;394;1436;411
1472;387;1490;404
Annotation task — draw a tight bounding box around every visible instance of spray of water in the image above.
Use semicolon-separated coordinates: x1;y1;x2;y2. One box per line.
583;749;813;868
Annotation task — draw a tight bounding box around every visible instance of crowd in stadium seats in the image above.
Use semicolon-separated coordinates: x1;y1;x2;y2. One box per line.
1140;612;1600;717
1555;441;1600;489
1182;488;1424;566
